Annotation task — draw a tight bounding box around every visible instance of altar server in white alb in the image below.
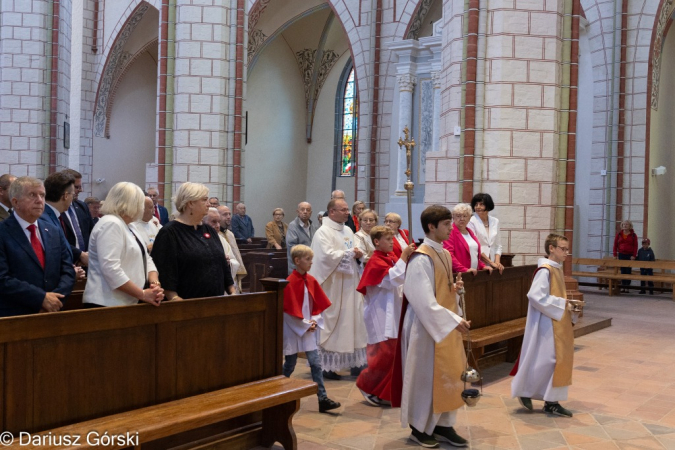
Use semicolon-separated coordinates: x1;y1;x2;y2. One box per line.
511;233;578;417
391;205;470;449
309;198;368;377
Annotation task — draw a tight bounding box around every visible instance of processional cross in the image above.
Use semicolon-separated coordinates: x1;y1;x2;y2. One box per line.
397;126;415;243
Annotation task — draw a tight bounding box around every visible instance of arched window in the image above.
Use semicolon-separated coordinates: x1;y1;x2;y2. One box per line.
335;62;357;177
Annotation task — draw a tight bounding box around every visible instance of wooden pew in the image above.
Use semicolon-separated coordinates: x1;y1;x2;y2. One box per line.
572;257;675;299
18;376;315;450
0;279;314;449
460;265;537;369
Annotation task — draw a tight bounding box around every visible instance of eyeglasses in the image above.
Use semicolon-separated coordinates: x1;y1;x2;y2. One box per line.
556;246;569;252
453;214;471;219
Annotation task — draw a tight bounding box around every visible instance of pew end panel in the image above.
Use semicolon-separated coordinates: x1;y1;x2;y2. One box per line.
0;278;290;440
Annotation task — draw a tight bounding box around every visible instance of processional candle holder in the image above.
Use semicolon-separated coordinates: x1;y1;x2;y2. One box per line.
457;285;483;407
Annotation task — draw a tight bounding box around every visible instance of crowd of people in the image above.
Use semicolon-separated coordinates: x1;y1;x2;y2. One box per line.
0;173;646;448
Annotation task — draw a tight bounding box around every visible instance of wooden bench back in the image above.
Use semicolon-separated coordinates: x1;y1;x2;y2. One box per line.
460;265;536;329
0;278;287;435
573;258;675;271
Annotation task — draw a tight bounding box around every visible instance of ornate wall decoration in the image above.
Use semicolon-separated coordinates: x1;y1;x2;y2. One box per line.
651;0;674;110
93;3;149;137
295;48;341;106
406;0;434;40
418;79;433;180
313;50;340;103
296;48;316;105
248;0;271;29
247;28;267;63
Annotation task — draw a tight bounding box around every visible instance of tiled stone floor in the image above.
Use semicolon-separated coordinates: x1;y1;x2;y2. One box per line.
274;290;675;449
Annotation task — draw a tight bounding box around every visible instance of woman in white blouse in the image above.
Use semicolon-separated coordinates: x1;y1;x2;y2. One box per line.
83;182;164;307
467;193;504;273
354;209;378;271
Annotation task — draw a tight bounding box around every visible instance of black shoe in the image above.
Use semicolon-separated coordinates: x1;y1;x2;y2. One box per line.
318;397;341;413
350;365;365;376
359;389;385;407
433;426;468;447
410;427;439;448
544;401;573;417
639;291;646;294
322;370;341;380
518;397;533;411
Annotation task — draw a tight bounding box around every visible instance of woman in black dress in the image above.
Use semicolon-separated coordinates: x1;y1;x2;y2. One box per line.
151;182;235;300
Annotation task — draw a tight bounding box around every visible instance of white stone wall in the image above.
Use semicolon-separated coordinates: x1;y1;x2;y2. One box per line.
578;0;656;256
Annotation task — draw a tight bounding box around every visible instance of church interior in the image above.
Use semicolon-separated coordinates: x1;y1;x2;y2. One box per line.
1;0;675;448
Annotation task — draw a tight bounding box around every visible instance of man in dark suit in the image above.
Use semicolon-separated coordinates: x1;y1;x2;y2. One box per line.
148;187;169;225
0;177;75;317
0;174;16;222
61;169;94;266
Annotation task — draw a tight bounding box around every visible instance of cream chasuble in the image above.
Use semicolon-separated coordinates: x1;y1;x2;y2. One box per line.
309;217;367;371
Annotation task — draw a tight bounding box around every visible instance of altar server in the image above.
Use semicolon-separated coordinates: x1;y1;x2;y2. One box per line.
391;205;470;448
282;245;341;413
355;226;414;406
511;233;577;417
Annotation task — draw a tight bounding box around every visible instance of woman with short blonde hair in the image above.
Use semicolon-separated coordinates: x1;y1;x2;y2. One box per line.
383;212;410;260
173;182;209;214
443;203;491;274
152;182;235;300
84;182;164;307
354;209;379;268
613;219;638;293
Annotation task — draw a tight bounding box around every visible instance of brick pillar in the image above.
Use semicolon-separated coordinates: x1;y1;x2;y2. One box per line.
434;0;566;265
168;0;238;203
0;0;71;177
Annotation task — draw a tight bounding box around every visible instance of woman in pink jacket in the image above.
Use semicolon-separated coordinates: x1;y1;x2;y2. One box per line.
443;203;493;275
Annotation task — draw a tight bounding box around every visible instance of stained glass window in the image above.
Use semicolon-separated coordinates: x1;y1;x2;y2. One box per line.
339;68;357;177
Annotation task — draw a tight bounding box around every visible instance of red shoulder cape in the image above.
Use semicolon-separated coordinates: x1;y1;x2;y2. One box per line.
283;270;332;319
392;229;410;259
356;250;397;295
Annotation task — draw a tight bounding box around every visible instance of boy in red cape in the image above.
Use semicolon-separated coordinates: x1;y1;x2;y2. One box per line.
355;226;415;406
283;244;341;413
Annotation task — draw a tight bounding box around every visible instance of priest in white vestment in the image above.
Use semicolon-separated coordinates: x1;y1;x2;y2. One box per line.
309;199;368;374
392;205;470;448
511;233;578;417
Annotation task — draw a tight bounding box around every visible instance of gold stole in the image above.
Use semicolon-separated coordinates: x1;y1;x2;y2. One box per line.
416;245;467;413
541;263;574;387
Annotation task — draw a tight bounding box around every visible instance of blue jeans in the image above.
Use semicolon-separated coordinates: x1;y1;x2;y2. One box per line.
283;350;327;400
618;253;632;286
640;268;654;292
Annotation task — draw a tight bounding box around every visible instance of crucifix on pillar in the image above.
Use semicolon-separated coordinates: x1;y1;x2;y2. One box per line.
397;126;415;242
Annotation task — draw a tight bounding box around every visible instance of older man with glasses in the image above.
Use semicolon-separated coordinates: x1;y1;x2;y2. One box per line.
309;198;367;380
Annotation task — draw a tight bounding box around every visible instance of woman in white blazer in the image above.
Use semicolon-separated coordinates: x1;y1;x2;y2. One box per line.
83;182;164;307
467;193;504;273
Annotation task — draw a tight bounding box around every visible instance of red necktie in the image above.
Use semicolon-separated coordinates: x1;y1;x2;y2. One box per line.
154;205;160;220
27;224;45;268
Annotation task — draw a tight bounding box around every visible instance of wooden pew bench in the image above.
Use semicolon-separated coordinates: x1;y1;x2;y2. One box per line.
572;258;675;299
463;318;526;370
18;376;316;450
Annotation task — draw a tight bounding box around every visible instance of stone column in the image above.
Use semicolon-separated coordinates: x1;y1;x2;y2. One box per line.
395;73;416;195
431;71;441;152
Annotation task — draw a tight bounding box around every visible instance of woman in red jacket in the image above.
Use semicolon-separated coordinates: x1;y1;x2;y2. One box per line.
443;203;493;274
384;212;411;260
613;220;638;293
